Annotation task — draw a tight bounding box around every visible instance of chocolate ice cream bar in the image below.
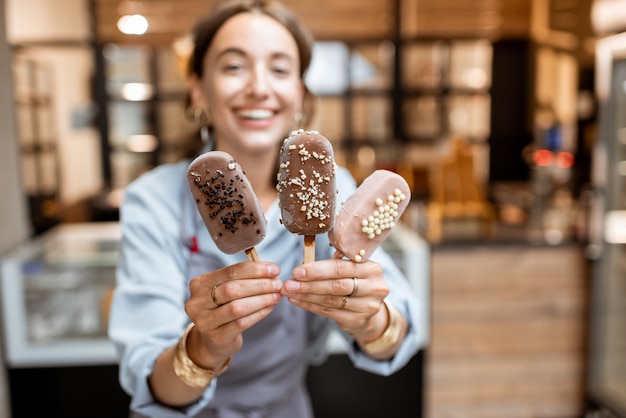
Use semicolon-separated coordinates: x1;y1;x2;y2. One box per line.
187;151;266;260
329;170;410;262
277;129;337;263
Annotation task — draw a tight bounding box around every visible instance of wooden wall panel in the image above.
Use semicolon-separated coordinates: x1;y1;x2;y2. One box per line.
427;245;588;418
94;0;589;44
94;0;396;43
94;0;536;44
401;0;531;39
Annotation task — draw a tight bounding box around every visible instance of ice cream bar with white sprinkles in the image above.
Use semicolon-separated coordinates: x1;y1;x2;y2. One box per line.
187;151;266;261
276;129;337;263
329;169;410;262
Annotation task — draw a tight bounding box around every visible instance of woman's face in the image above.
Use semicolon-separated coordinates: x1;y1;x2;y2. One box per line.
192;12;304;155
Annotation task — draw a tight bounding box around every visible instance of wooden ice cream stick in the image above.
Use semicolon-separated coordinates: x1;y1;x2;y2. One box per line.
304;235;316;264
245;247;260;262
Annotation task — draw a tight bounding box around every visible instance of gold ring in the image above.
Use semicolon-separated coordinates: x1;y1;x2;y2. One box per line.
211;285;223;307
340;296;348;309
347;277;359;298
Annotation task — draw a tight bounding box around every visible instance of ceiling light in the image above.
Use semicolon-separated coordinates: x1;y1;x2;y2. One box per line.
121;83;154;101
117;14;149;35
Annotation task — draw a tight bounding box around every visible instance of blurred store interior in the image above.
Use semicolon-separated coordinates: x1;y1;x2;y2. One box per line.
1;0;626;417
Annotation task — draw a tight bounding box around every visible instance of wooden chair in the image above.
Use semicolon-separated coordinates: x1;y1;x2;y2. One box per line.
426;137;496;243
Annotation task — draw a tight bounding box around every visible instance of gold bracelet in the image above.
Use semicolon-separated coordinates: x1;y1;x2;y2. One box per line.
362;300;402;355
172;323;232;388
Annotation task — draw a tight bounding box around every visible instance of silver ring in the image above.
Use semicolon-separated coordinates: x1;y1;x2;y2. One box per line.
340;296;348;309
211;285;223;307
347;277;358;298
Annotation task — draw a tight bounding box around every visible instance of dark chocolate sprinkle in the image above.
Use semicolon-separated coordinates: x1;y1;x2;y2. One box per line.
191;166;260;234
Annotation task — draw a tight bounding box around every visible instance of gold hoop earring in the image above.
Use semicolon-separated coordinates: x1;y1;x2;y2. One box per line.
293;111;303;128
193;108;208;124
192;108;212;144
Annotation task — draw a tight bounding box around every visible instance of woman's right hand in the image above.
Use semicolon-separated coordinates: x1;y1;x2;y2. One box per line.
184;261;283;369
149;261;282;406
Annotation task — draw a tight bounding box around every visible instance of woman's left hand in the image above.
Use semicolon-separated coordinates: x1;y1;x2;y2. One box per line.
281;258;390;341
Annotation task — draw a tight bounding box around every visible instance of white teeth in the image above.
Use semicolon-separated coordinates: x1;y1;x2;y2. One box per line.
238;109;273;120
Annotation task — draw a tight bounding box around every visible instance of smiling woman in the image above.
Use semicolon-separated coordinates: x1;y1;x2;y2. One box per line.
106;1;422;417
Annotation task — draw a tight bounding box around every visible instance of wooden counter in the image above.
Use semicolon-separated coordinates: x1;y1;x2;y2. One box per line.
426;243;589;417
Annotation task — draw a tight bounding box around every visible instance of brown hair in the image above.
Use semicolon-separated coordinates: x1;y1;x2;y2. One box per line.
186;0;316;125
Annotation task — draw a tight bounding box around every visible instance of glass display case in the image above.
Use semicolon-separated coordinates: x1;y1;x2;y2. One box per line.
1;219;429;366
0;222;120;367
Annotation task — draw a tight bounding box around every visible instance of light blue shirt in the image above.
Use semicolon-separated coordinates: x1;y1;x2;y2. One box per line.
108;156;422;418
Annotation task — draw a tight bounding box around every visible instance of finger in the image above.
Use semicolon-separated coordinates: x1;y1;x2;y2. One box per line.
283;277;355;297
189;262;280;299
218;261;281;286
288;295;360;322
213;277;283;307
288;295;384;334
220;305;277;336
213;293;282;338
292;259;360;282
194;300;279;352
193;292;282;334
187;274;281;323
